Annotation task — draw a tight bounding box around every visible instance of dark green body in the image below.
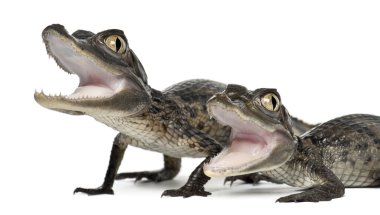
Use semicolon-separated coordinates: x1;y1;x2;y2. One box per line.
205;85;380;202
35;25;316;197
264;114;380;188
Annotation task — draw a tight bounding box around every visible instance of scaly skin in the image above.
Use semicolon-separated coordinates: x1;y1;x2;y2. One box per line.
35;25;313;197
204;84;380;202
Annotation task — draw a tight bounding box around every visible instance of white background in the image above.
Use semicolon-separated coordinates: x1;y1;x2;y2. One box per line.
1;0;379;214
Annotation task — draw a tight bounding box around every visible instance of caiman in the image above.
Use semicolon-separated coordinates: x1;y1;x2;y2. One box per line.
35;24;313;197
204;84;380;202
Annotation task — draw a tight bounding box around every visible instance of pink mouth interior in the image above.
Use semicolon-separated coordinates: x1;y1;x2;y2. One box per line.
230;132;267;153
204;105;273;176
211;129;269;168
46;34;135;99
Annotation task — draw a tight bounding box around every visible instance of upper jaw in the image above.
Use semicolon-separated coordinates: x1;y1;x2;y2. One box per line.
204;92;295;177
35;24;150;115
207;92;278;132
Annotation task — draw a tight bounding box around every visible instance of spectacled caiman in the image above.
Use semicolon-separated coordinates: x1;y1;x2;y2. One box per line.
34;24;313;197
204;84;380;202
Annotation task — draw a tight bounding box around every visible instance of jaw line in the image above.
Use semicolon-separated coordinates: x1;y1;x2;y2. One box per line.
204;132;273;177
204;103;295;177
37;27;137;104
204;104;274;176
35;25;152;117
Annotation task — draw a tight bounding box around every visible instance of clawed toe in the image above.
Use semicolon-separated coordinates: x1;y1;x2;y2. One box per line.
224;176;238;186
73;187;114;195
161;187;211;198
116;171;167;182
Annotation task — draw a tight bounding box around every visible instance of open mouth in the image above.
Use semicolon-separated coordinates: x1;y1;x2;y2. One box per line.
203;93;295;177
35;25;152;116
204;105;276;176
35;29;135;101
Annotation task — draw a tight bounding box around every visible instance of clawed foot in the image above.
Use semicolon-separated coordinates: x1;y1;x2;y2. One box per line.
73;186;114;195
224;175;261;186
161;187;211;198
224;173;281;186
116;171;169;182
276;193;322;203
276;187;343;203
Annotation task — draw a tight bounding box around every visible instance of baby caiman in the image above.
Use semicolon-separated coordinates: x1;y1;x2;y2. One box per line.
34;24;313;197
204;84;380;202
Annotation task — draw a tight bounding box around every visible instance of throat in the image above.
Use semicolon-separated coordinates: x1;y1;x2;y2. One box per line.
92;112;162;141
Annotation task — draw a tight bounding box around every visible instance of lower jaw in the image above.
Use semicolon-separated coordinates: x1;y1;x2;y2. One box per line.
204;149;270;177
34;90;108;114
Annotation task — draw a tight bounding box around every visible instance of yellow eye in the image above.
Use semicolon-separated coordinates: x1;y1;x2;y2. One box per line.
105;35;126;53
261;93;280;112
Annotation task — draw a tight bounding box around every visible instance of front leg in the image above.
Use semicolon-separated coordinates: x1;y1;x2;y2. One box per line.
161;126;223;198
74;133;127;195
161;156;212;198
277;164;345;202
116;155;181;182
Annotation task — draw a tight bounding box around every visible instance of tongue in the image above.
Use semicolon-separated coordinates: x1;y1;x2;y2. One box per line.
209;151;254;168
67;86;114;99
205;138;268;170
223;140;266;165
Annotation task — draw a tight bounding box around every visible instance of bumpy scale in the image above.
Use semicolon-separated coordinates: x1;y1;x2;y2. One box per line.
35;25;313;197
204;84;380;202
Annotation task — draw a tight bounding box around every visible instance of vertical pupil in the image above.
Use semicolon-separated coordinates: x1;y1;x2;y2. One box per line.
115;37;121;52
271;96;277;110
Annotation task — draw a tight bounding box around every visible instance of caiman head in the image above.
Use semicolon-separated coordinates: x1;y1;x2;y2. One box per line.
35;24;151;116
203;84;298;177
